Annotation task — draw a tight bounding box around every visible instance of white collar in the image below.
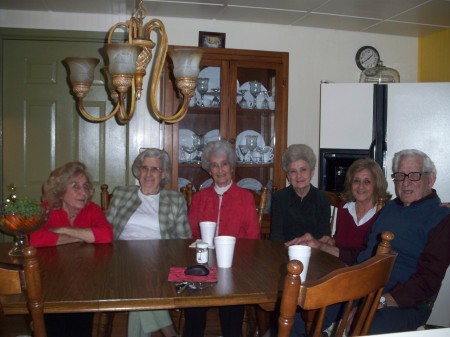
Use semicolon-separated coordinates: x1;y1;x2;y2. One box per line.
214;181;232;196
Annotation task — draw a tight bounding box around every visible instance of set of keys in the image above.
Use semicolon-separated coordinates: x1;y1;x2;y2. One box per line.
175;281;216;294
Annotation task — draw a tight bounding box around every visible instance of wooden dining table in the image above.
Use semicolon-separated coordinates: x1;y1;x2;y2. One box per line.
0;239;345;315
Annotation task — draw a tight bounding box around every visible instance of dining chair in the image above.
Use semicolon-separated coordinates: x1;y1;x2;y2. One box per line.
0;245;47;337
248;185;269;225
278;231;396;337
100;183;113;212
180;183;195;208
376;196;388;212
325;191;341;233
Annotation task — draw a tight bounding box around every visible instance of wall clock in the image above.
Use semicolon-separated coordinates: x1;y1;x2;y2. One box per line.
355;46;380;71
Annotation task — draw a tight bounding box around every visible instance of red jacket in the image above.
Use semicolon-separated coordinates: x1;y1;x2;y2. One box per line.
188;183;260;239
30;202;113;247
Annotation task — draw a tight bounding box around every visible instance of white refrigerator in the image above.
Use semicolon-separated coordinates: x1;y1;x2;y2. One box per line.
320;82;450;327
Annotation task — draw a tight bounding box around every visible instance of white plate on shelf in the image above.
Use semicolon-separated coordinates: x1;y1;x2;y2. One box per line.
203;129;220;144
179;129;196;161
238;81;267;109
200;178;213;189
178;177;195;192
237;178;262;191
236;130;265;147
236;130;265;162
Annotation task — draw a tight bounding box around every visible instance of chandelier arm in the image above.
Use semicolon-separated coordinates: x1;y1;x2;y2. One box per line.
161;95;191;124
128;17;139;42
76;100;121;123
144;20;191;124
143;19;171;123
107;22;131;43
116;79;137;124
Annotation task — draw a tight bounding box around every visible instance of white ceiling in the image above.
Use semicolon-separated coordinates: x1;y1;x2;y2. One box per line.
1;0;450;37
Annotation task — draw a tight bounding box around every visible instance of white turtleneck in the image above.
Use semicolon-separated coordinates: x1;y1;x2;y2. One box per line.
214;181;232;235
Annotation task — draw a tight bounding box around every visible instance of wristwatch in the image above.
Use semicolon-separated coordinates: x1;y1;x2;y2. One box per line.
380;296;388;308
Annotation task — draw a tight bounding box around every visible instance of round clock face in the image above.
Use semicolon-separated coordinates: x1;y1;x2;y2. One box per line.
355;46;380;70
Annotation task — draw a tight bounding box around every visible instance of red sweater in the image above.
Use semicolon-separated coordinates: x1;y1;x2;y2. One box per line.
334;202;378;249
30;202;113;247
188;183;260;239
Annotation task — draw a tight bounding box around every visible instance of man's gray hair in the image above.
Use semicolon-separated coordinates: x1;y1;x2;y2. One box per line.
392;149;436;173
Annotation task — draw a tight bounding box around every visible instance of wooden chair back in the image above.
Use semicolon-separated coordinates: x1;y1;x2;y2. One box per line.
249;185;269;224
100;184;113;212
180;183;195;209
278;231;396;337
376;196;387;212
0;246;47;337
325;191;341;233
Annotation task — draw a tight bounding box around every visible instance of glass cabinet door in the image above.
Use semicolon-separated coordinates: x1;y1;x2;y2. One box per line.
231;62;278;191
177;63;222;191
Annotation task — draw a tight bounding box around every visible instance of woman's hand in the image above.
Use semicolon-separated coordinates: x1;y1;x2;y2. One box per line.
50;227;95;245
285;233;321;248
286;233;340;257
319;235;335;246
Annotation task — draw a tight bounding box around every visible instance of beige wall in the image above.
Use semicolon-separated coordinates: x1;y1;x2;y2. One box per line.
0;10;418;184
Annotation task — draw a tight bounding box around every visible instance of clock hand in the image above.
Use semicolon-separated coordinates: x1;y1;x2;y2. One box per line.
362;54;374;64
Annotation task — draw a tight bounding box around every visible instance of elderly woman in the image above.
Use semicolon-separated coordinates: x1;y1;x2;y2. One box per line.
185;139;260;337
30;161;113;337
296;158;391;258
270;144;331;244
30;161;113;247
106;148;191;337
188;139;260;239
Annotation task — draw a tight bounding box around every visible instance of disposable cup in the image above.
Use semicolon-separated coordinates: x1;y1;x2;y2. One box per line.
214;236;236;268
288;245;312;282
199;221;217;247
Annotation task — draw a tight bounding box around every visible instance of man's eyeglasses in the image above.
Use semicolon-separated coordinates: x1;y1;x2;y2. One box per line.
140;166;162;174
391;172;429;182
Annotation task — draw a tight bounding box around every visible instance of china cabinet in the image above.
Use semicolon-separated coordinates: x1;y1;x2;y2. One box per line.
162;46;288;198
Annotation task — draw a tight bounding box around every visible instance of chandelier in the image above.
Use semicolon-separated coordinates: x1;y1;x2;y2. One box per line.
64;0;203;124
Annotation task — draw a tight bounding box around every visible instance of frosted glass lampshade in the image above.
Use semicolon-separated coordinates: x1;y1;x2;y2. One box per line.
104;44;142;75
64;57;99;84
360;61;400;83
169;48;204;78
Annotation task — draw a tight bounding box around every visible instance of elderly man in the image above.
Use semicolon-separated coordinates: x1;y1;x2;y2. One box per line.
292;149;450;335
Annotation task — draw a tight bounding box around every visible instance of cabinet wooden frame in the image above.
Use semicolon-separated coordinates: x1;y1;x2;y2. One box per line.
162;46;289;194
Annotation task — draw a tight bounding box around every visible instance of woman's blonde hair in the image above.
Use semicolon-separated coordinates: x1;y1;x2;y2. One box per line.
42;162;93;209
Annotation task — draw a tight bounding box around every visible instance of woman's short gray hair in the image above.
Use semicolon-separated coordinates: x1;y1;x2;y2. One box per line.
392;149;436;174
42;161;93;209
132;148;171;187
281;144;317;172
201;140;237;171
